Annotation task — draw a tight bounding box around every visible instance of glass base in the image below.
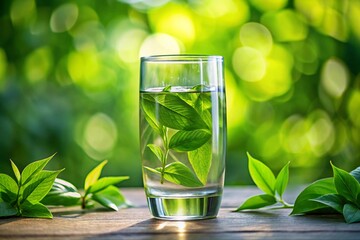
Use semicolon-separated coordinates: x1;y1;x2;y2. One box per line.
147;195;222;220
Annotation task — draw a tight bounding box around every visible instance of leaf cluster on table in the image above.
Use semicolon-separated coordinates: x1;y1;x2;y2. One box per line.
235;153;292;211
292;163;360;223
0;154;62;218
42;160;130;211
0;155;130;219
235;152;360;224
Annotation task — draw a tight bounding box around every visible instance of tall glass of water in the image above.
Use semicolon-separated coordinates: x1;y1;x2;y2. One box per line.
139;55;226;220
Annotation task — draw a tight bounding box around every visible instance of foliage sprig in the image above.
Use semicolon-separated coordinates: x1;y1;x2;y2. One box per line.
0;155;129;219
235;153;360;224
0;154;62;218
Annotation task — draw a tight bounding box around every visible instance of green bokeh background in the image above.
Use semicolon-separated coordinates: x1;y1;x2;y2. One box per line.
0;0;359;188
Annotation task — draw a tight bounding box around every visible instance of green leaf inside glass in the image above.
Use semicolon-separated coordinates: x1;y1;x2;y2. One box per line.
141;87;213;187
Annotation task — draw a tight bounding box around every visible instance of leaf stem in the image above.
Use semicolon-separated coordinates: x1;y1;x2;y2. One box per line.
81;195;86;209
168;151;181;162
160;127;169;184
278;198;294;208
15;179;22;215
161;149;169;184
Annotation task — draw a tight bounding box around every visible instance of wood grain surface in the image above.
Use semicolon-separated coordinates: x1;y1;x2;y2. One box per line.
1;187;359;239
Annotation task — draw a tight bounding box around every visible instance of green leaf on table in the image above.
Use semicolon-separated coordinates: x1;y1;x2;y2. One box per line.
235;194;277;211
0;173;18;199
0;202;18;217
41;191;81;207
291;178;337;215
275;162;290;198
331;163;360;203
21;169;63;204
148;94;208;130
51;178;78;193
10;160;21;183
87;176;129;194
247;153;276;196
311;194;346;214
343;203;360;223
169;129;211;152
21;202;52;219
21;154;55;185
188;141;212;185
350;166;360;183
41;178;81;206
84;160;108;191
92;185;128;211
147;144;164;163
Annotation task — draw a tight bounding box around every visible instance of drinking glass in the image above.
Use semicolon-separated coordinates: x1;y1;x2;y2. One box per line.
139;55;226;220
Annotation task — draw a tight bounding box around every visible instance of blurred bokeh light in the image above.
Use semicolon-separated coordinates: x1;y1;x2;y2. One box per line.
0;0;359;187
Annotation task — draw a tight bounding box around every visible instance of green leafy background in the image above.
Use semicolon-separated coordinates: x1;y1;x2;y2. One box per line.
0;0;359;187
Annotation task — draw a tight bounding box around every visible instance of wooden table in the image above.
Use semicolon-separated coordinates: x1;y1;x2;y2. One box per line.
1;187;359;239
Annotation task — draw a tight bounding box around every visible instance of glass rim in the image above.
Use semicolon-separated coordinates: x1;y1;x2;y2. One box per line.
141;54;223;63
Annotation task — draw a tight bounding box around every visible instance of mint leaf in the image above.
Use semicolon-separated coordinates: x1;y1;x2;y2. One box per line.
191;84;206;91
92;185;128;211
160;162;203;187
235;154;292;211
275;162;290;198
81;160;130;210
21;169;64;204
145;162;203;187
247;153;276;196
311;194;346;214
193;92;212;128
142;99;163;136
21;154;55;185
0;202;18;217
291;178;337;215
143;166;159;174
87;176;129;194
84;160;108;191
141;91;213;187
169;129;211;152
176;92;197;107
343;203;360;223
21;202;52;219
145;94;208;130
235;194;276;211
350;166;360;183
10;160;21;183
41;191;81;207
41;178;81;206
331;163;360;203
1;154;64;218
147;144;164;163
163;85;171;92
0;173;18;199
188;141;212;185
141;94;166;135
51;178;79;192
